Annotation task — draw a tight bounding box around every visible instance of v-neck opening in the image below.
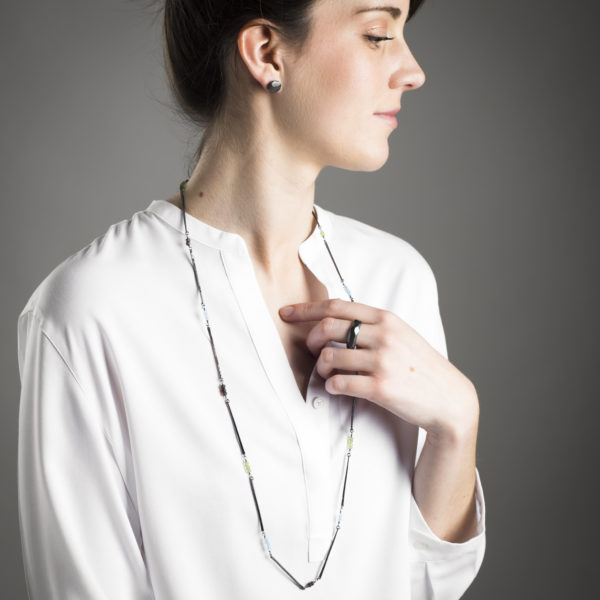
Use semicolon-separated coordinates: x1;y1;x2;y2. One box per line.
220;234;337;410
146;196;344;417
146;197;339;405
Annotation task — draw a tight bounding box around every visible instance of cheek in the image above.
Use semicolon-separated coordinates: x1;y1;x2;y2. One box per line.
312;47;376;119
296;61;377;146
277;40;386;163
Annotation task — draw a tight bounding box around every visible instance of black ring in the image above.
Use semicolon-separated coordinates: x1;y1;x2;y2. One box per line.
346;319;362;349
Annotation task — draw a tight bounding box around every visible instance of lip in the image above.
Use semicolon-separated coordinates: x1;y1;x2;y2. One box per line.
374;108;401;116
374;113;399;128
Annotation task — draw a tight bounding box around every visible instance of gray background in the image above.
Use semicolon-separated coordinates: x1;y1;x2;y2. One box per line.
2;0;598;597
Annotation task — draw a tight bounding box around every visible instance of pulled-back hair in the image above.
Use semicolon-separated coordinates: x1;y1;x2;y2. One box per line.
163;0;427;163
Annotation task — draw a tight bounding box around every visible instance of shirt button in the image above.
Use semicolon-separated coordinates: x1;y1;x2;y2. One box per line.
312;396;326;409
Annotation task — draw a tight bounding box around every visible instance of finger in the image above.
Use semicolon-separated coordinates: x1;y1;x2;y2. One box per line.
325;373;378;400
279;298;382;324
316;347;376;379
306;318;378;356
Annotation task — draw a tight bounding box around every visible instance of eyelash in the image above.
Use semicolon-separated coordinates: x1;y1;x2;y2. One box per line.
364;34;394;47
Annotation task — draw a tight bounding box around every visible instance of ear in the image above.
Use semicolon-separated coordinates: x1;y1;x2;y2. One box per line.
236;20;285;91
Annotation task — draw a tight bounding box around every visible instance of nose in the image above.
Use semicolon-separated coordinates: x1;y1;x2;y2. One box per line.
392;43;426;91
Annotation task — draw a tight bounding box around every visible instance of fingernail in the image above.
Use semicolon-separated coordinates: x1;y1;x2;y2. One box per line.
280;306;294;316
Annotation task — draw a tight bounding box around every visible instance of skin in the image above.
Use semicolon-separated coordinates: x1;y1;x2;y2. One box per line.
168;0;480;543
279;299;480;542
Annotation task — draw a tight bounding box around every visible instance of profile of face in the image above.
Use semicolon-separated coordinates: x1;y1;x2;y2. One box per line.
238;0;426;173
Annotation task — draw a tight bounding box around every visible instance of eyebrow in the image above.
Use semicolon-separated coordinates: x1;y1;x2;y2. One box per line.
354;5;402;19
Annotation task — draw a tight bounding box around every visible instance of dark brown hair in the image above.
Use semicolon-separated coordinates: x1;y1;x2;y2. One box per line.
163;0;427;163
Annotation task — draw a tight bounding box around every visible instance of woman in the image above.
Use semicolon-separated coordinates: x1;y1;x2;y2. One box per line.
17;0;486;598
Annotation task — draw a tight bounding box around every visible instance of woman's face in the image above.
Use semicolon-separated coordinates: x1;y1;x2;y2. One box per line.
278;0;425;172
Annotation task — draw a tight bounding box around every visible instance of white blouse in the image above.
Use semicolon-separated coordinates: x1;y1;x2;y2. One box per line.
17;199;486;599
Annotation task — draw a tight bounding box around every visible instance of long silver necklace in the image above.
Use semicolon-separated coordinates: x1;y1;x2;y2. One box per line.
178;179;357;590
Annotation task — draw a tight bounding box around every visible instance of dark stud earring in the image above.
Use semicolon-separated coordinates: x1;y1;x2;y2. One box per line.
266;80;282;93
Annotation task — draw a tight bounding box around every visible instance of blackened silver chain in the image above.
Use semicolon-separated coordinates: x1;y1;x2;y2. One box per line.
178;179;357;590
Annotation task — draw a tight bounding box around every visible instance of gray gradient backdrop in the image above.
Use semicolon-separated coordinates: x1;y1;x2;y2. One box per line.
2;1;599;598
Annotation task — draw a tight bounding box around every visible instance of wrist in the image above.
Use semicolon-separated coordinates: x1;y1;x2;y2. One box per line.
429;383;480;447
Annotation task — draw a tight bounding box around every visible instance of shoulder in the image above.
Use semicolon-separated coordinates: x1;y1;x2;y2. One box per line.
325;208;446;356
18;206;162;340
325;207;438;291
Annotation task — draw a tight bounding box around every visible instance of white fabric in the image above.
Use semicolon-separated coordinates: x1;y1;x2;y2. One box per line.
17;199;486;599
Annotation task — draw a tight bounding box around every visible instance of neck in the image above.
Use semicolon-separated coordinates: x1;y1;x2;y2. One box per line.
172;125;322;281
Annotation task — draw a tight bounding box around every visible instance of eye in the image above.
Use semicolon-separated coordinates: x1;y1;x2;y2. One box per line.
364;34;394;47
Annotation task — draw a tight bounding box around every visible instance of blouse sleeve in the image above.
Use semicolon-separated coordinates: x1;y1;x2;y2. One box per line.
407;259;487;599
17;309;155;599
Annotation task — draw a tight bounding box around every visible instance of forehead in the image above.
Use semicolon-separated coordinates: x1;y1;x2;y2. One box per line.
315;0;409;22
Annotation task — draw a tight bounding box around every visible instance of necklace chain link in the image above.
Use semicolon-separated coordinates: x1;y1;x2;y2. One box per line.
178;179;357;590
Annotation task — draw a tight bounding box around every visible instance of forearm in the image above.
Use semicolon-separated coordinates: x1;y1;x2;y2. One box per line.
412;391;480;543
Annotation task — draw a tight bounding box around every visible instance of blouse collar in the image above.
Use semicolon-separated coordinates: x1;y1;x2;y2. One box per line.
145;199;334;261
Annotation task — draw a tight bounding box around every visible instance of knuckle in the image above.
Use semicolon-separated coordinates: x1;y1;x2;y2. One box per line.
374;350;388;372
316;358;327;378
373;376;387;396
379;330;396;349
379;309;394;326
332;374;344;390
321;317;336;334
329;298;344;313
321;347;334;362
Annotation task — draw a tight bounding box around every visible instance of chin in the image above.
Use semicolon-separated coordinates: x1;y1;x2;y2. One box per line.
332;143;391;173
